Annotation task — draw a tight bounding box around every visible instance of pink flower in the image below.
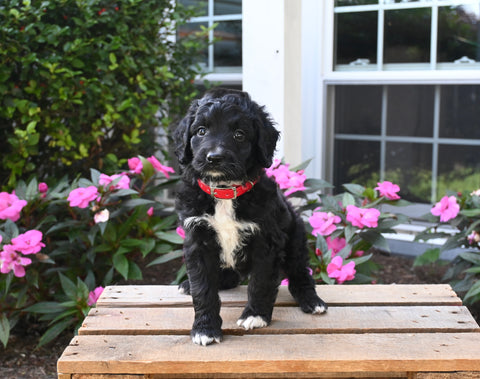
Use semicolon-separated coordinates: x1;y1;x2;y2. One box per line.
309;211;342;236
67;186;99;208
346;205;380;229
99;173;130;190
128;157;143;174
38;182;48;193
326;236;346;257
11;230;45;255
176;226;185;239
0;192;27;222
468;231;480;245
375;181;400;200
0;245;32;277
147;156;175;178
266;160;306;196
87;286;104;306
431;195;460;222
327;256;356;284
147;207;154;217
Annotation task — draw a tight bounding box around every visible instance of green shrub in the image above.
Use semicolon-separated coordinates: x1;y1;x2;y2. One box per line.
0;0;208;188
0;156;184;347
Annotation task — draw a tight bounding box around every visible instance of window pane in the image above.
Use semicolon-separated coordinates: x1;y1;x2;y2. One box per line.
384;9;431;64
178;0;207;16
335;0;377;6
335;11;377;67
440;85;480;139
385;142;432;203
438;5;480;64
214;0;241;15
177;22;208;68
335;86;382;135
438;145;480;199
214;21;242;68
334;140;380;189
387;86;434;137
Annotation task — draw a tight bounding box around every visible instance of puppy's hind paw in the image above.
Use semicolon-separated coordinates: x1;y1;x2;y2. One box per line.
237;315;268;330
192;332;222;346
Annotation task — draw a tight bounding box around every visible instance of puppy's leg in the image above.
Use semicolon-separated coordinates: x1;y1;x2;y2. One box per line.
237;255;279;330
284;218;328;314
183;226;223;346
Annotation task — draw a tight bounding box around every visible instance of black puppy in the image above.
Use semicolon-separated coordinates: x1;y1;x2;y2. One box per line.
173;88;327;346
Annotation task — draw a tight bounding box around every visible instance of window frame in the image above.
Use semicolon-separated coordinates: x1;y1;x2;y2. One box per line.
318;1;480;205
185;0;242;85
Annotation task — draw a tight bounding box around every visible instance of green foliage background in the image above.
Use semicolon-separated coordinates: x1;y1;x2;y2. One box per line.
0;0;208;188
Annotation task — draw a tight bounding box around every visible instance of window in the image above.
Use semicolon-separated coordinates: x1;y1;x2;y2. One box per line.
325;1;480;204
177;0;242;75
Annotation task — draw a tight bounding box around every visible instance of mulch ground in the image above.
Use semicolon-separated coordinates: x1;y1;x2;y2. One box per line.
1;250;477;379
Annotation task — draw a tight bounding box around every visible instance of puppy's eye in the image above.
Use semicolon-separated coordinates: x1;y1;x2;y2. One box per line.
196;127;206;136
233;130;245;142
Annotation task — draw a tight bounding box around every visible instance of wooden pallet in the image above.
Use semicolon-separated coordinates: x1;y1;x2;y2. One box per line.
57;284;480;378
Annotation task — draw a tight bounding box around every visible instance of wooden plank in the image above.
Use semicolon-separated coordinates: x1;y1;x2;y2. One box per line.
96;285;462;308
78;305;479;336
57;333;480;376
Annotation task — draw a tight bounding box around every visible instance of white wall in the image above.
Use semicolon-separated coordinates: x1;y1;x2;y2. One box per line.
242;0;286;160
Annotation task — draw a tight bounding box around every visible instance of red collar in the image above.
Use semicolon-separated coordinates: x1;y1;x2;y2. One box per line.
197;178;258;199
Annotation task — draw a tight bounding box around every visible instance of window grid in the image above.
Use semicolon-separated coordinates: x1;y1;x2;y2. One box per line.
334;84;480;203
187;0;242;73
334;0;480;71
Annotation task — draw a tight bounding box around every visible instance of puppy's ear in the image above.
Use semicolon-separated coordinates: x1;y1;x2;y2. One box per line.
173;100;198;166
255;107;280;168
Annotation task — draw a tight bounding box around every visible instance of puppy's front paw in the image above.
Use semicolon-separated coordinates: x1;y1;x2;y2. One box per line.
300;296;328;315
191;329;222;346
237;315;269;330
178;280;191;295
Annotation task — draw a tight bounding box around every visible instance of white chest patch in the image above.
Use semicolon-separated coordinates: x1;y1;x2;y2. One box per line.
185;200;258;269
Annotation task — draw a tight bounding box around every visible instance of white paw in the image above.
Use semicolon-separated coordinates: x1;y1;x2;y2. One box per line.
237;315;268;330
178;286;187;295
192;333;221;346
312;304;327;314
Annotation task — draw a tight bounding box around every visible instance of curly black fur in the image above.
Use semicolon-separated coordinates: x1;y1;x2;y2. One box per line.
173;88;327;346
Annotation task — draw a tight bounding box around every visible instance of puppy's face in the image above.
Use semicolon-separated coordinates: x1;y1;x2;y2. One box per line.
189;102;255;182
174;90;280;183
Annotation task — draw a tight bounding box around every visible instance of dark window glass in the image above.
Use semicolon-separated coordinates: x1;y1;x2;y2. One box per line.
177;22;208;67
334;140;380;189
438;5;480;63
335;0;378;6
384;9;431;63
437;144;480;199
335;86;382;135
214;0;241;15
387;86;434;137
440;85;480;139
178;0;207;16
214;21;242;67
335;12;377;66
385;142;432;203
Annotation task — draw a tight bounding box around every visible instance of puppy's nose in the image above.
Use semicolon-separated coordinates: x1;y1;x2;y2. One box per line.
206;152;224;163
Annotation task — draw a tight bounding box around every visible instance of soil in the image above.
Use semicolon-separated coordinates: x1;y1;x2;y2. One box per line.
1;250;478;379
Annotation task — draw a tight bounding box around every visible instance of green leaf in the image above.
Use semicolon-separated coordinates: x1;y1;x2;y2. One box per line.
38;318;76;348
25;302;66;314
0;313;10;348
463;280;480;304
59;273;77;299
343;183;365;197
155;231;184;244
459;251;480;266
342;192;356;208
147;249;184;266
113;252;129;279
413;248;441;267
359;231;390;252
